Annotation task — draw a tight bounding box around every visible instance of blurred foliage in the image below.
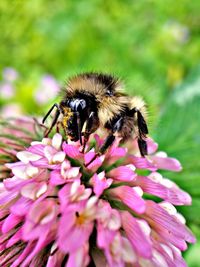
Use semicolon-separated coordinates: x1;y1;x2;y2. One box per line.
1;0;200;120
0;0;200;265
154;67;200;266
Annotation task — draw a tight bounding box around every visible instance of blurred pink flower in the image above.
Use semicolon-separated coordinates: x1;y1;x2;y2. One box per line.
0;67;18;100
0;83;15;99
0;126;196;266
34;75;59;104
1;103;23;118
2;67;19;82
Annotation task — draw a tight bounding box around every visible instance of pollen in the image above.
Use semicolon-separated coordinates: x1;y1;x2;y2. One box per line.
62;107;73;128
75;212;86;225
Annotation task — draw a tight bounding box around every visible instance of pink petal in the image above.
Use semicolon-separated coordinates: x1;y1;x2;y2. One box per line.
150;154;182;172
52;151;66;164
44;146;65;164
8;163;39;179
134;175;192;205
58;182;91;209
66;243;90;267
58;210;93;253
151;243;173;267
21;182;48;200
170;245;187;267
64;167;81;179
52;133;62;150
106;146;127;165
31;158;61;170
44;146;57;162
10;197;32;216
3;176;31;191
146;138;158;154
97;222;116;249
5;161;24;169
1;213;22;234
62;142;83;160
0;190;18;205
121;211;152;258
58;183;73;208
145;201;196;245
107;164;136;182
30;200;57;225
6;228;22;248
28;144;45;156
50;169;81;186
109;186;146;214
91;172;113;197
28;157;48;167
121;237;137;263
17;151;42;163
152;242;178;267
153;225;188;251
102;233;124;267
50;170;66;185
126;155;157;171
85;151;105;172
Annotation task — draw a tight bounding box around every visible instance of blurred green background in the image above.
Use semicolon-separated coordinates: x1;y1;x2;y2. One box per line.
0;0;200;265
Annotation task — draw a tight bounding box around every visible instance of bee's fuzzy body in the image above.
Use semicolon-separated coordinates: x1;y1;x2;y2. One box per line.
43;72;148;156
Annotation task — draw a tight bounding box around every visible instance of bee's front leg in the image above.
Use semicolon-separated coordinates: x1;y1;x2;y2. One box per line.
81;112;99;153
44;108;60;137
85;117;123;167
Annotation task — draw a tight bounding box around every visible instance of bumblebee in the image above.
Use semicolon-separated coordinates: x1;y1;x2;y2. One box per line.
42;73;148;157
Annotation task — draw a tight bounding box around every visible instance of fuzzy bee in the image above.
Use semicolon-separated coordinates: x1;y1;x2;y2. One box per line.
42;73;148;158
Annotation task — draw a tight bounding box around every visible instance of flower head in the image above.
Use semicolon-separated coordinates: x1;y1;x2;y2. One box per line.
0;121;195;266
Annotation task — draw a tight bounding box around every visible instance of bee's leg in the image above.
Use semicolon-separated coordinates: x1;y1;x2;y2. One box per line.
81;112;99;153
85;133;116;167
73;111;83;145
85;117;123;167
138;138;148;157
99;117;123;153
99;134;116;154
131;108;148;156
44;109;60;137
42;103;60;124
56;121;63;133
